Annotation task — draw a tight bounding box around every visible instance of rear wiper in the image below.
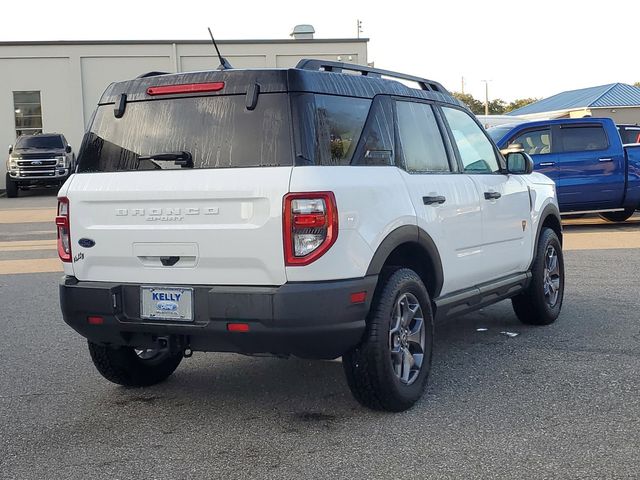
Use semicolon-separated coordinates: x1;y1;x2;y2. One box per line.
138;151;193;168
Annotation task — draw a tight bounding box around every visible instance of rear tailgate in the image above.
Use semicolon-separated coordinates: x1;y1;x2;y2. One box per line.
65;168;291;285
65;78;294;286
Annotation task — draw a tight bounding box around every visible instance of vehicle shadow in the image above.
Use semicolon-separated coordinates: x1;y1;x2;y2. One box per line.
562;214;640;233
91;302;546;419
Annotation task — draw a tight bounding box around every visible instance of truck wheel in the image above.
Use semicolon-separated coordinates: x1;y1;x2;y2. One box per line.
88;341;183;387
599;208;635;222
343;268;434;412
512;228;564;325
5;174;18;198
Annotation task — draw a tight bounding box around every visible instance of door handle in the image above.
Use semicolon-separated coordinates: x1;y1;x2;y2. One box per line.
423;195;446;205
598;158;613;162
539;162;555;167
484;191;502;200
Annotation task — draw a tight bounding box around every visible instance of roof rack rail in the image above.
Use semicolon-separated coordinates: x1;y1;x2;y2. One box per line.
136;71;170;79
295;59;449;93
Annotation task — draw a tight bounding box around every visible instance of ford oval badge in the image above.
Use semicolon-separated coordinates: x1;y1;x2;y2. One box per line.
78;238;96;248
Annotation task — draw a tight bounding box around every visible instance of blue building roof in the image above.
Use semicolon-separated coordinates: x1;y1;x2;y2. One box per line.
508;83;640;116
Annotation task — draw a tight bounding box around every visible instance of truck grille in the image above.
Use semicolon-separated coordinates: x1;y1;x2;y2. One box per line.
15;159;59;178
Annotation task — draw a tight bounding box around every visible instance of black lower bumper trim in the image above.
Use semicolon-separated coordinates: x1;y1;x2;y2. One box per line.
59;275;378;359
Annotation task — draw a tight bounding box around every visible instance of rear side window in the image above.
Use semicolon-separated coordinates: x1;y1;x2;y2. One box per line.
293;94;371;166
396;101;450;172
558;126;608;152
77;94;292;172
510;128;551;155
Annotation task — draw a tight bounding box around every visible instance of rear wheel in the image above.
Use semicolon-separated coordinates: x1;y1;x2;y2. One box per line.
512;228;564;325
5;174;18;198
599;208;635;222
343;268;434;412
88;341;183;387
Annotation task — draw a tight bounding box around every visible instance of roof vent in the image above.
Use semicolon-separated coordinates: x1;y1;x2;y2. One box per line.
290;24;315;40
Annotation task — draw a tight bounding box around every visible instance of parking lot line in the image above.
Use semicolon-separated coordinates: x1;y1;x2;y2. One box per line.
0;239;57;251
0;208;57;224
563;231;640;250
0;258;62;275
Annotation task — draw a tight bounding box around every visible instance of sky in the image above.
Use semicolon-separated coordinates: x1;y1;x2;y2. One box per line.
1;0;638;102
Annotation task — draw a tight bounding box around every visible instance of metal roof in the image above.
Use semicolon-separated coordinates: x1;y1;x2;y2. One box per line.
508;83;640;116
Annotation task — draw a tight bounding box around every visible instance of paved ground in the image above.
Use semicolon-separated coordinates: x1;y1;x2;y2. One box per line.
1;190;639;479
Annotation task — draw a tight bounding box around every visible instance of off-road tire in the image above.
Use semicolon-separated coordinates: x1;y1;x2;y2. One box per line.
5;174;18;198
343;268;434;412
88;341;183;387
512;228;564;325
599;208;635;222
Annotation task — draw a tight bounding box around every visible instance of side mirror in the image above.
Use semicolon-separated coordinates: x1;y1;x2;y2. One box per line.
505;151;534;175
65;145;72;153
8;145;12;154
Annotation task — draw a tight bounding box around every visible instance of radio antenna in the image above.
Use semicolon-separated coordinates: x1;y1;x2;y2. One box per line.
208;27;233;70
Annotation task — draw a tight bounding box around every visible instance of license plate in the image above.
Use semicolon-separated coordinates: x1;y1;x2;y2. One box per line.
140;286;193;321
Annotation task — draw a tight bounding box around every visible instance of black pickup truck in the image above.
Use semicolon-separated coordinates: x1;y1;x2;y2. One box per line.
5;133;75;198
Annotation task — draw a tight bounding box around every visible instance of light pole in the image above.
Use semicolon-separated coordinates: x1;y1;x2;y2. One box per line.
482;80;491;116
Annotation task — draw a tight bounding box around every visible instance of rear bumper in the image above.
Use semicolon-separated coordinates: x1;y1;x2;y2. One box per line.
59;275;377;359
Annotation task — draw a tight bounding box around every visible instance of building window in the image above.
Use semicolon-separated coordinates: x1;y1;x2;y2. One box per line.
13;91;43;137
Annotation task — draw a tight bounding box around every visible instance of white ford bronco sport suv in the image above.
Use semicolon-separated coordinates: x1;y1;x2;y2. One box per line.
58;60;564;411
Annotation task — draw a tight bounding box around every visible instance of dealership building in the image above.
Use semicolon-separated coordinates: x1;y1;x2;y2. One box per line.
0;27;368;189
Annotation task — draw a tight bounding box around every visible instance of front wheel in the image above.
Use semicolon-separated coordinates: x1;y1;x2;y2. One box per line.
343;268;434;412
5;174;18;198
88;341;183;387
512;228;564;325
599;208;635;222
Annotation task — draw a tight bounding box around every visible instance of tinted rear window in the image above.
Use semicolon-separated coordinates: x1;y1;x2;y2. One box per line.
293;94;371;166
16;135;63;149
77;94;292;172
558;126;608;152
619;127;640;144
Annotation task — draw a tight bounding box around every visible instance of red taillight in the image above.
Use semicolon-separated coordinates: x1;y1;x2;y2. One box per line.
56;197;71;262
227;323;250;332
146;82;225;96
283;192;338;266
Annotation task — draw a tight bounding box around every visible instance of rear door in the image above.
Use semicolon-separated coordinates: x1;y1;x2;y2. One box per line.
68;92;293;286
553;123;625;209
393;99;485;294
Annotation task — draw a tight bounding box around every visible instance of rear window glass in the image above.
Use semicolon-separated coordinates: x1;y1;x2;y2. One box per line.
294;94;371;166
77;94;292;172
15;135;63;149
619;127;640;144
558;126;608;152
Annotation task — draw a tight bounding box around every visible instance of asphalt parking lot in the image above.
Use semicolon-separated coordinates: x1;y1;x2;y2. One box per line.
1;190;639;479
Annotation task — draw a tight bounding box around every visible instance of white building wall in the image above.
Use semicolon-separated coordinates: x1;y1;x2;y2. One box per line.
0;39;368;189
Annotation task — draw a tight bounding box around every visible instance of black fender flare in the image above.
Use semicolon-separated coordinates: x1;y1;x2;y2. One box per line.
532;203;562;265
365;225;444;298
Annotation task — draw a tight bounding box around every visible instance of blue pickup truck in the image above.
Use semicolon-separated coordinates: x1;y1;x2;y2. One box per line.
489;118;640;221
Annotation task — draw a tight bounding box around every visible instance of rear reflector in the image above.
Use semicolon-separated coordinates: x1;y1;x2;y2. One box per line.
87;316;104;325
350;292;367;304
227;323;250;332
146;82;225;96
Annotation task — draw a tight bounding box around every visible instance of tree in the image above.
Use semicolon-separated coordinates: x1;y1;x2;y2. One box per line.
488;99;507;115
451;92;484;115
505;98;539;113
